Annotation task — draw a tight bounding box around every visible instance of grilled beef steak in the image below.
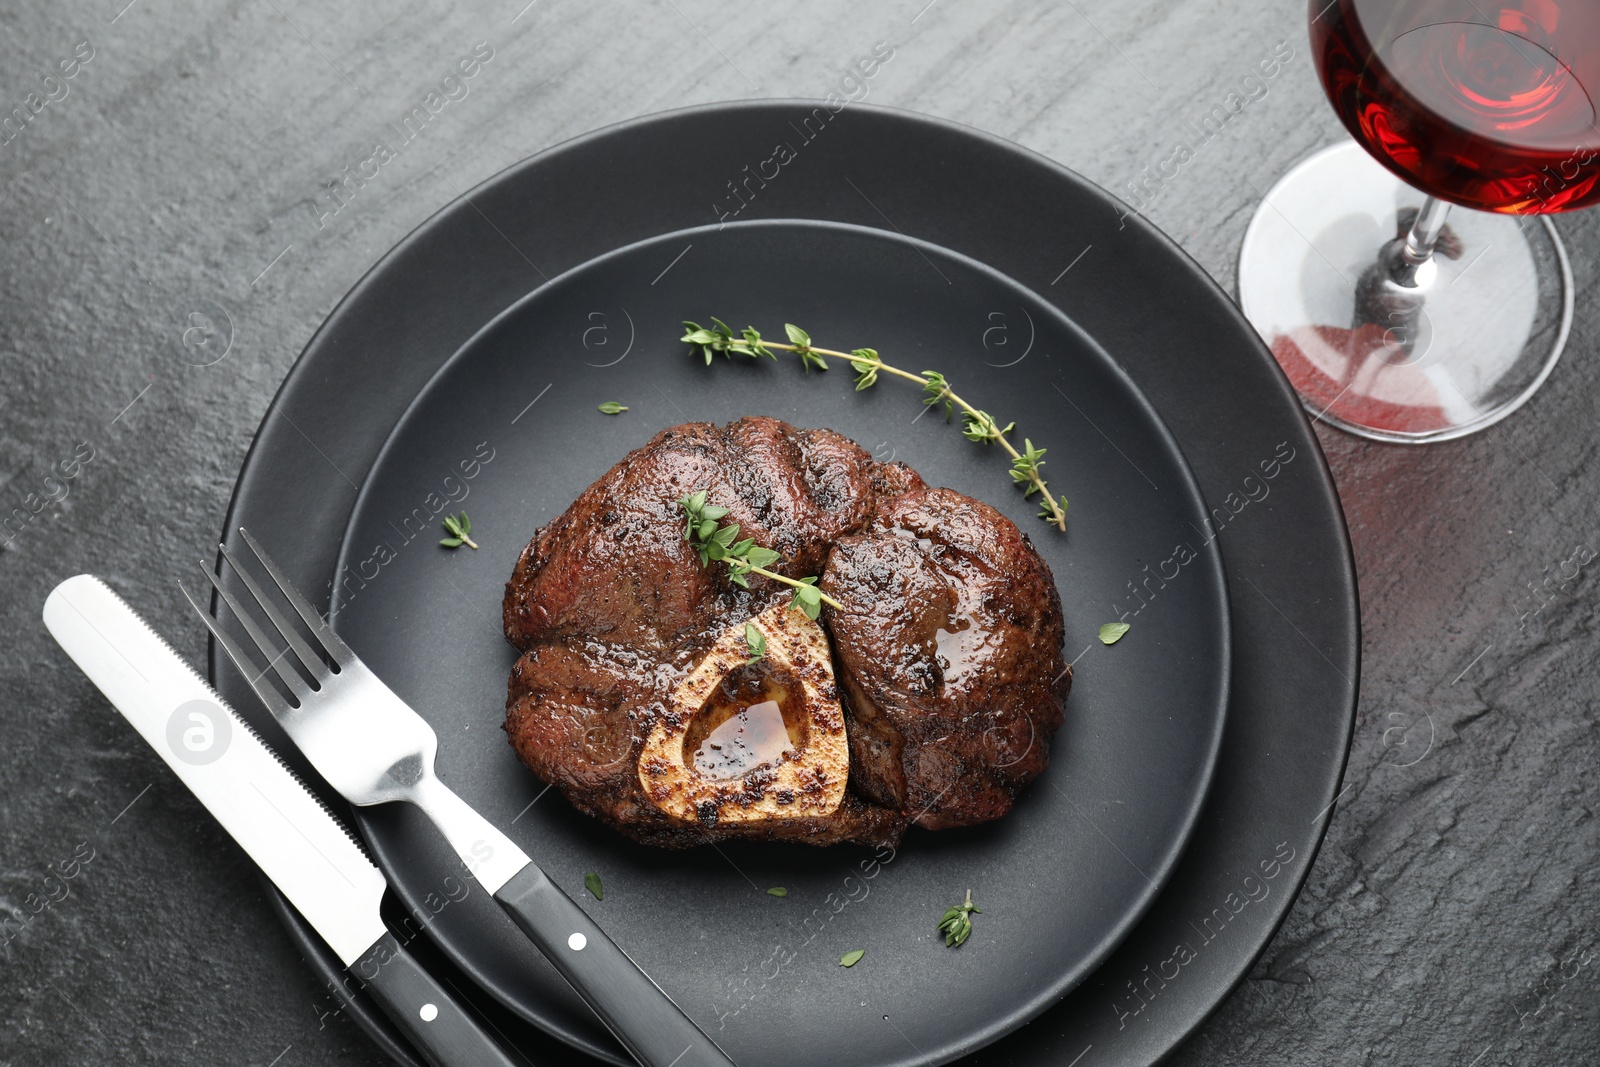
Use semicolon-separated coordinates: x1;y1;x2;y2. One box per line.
502;417;1069;848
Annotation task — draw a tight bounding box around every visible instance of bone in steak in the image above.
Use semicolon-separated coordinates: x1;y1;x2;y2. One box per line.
502;417;1069;848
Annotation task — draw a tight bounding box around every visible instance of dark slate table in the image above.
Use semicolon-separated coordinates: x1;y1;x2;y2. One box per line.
3;2;1597;1064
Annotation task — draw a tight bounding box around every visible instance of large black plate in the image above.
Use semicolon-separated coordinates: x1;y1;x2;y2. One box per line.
214;101;1358;1067
329;218;1230;1067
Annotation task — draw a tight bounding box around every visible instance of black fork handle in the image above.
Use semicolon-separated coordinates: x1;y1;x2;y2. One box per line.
357;932;525;1067
495;865;736;1067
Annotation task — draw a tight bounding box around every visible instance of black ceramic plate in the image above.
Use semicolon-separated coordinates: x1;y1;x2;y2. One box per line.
214;101;1358;1067
327;218;1230;1067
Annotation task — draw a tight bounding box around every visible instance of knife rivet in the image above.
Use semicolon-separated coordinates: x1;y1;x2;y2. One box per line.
568;932;587;951
419;1003;438;1022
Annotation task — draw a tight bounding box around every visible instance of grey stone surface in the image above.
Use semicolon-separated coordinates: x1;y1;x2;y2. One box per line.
1;1;1596;1065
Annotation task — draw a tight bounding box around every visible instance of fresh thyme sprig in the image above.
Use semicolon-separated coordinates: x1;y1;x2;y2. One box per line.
439;511;478;550
677;490;842;618
679;320;1069;531
937;888;981;948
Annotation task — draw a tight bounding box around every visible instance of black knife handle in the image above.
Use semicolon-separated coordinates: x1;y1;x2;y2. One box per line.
495;865;735;1067
356;932;523;1067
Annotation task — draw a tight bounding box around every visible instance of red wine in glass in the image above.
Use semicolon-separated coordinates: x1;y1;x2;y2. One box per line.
1236;0;1584;443
1313;0;1600;213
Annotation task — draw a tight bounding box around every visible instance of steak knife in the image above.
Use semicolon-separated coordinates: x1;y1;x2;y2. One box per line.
42;575;523;1067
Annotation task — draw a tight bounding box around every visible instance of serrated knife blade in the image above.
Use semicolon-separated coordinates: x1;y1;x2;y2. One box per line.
44;573;387;963
42;574;521;1067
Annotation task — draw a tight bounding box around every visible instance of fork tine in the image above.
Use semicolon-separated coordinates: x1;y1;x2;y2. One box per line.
196;561;315;700
236;528;354;665
215;541;327;682
179;580;297;721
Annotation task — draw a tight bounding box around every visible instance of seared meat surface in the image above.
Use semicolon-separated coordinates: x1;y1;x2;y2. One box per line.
502;417;1068;848
821;489;1069;830
503;419;880;655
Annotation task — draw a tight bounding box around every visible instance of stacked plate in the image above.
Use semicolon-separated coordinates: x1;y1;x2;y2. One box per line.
215;102;1357;1067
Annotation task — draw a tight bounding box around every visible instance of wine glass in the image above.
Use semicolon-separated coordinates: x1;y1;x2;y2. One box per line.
1238;0;1595;442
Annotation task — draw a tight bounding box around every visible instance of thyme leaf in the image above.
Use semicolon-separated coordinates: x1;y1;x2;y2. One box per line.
936;889;981;948
745;622;767;663
440;511;478;550
1099;622;1131;645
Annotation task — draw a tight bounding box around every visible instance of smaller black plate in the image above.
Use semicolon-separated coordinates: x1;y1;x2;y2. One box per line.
331;220;1230;1067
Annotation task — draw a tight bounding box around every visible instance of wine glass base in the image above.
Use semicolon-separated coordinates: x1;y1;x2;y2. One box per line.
1239;141;1573;444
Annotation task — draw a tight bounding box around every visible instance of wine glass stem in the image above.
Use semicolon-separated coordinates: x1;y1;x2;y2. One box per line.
1353;196;1454;340
1401;196;1452;266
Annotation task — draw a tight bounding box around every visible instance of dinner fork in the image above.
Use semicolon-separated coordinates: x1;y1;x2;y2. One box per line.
182;528;735;1067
